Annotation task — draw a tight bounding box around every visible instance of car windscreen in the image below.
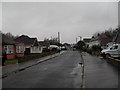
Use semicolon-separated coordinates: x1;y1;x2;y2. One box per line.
111;45;118;50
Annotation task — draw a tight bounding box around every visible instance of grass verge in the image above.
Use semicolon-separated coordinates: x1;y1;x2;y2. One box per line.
5;59;18;65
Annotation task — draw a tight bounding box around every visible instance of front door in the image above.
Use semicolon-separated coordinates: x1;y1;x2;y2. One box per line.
25;48;30;55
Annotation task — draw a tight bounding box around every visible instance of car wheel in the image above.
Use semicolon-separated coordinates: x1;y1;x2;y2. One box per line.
105;54;111;59
101;53;106;58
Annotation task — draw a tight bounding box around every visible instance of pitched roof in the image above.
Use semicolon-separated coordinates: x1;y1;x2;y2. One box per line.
83;38;91;43
38;41;50;47
100;37;113;46
1;33;15;45
100;34;108;38
15;35;37;46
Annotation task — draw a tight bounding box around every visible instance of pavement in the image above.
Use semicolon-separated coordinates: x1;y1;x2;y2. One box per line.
1;51;65;78
82;52;119;88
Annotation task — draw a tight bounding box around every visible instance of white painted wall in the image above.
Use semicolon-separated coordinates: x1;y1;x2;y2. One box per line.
88;41;100;48
30;46;42;53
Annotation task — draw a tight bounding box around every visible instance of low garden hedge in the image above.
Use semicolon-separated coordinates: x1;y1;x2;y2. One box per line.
18;51;58;63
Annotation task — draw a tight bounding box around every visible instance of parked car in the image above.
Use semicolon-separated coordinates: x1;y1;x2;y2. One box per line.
101;44;120;59
61;46;67;50
73;48;76;51
49;45;61;52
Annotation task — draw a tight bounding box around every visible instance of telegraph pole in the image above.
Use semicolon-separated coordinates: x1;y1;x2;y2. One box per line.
51;36;52;40
58;32;60;43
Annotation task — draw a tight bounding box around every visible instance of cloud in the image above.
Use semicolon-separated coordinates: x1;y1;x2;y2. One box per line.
2;2;118;43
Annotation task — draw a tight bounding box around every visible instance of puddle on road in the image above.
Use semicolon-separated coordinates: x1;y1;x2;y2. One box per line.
70;64;82;88
70;64;81;75
43;68;48;71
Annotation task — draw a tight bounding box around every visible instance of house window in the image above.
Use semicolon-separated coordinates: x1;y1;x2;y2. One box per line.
32;47;35;51
4;45;14;54
34;47;37;51
16;46;24;53
32;46;38;51
35;46;38;51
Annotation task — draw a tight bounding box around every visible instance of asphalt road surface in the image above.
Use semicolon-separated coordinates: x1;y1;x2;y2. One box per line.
2;51;119;88
3;51;82;88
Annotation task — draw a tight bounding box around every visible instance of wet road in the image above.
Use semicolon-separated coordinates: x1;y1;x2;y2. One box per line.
3;51;82;88
2;51;119;88
83;52;118;88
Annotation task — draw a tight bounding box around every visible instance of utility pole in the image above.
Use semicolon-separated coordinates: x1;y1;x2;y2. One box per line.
58;32;60;43
51;36;52;40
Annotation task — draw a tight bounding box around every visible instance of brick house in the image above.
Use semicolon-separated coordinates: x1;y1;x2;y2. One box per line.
2;34;16;59
15;35;42;55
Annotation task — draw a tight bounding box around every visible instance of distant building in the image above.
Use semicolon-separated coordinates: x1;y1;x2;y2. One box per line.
88;34;114;48
84;37;101;48
83;38;91;43
88;40;100;48
83;38;91;48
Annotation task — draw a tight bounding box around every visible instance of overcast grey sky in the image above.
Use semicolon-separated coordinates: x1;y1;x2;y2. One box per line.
2;2;118;43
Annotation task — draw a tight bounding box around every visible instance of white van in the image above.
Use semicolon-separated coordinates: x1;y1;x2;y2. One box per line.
101;44;120;58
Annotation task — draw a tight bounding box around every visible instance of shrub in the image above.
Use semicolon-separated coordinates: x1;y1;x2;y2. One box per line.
77;41;86;51
86;48;92;54
91;45;101;51
18;51;58;63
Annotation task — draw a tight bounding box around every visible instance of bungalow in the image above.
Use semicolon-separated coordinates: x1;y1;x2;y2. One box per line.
2;34;16;59
83;38;91;48
88;40;100;48
38;41;50;52
15;35;42;55
87;34;113;48
88;37;101;48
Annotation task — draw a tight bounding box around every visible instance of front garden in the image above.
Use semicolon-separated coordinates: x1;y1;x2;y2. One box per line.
5;51;59;66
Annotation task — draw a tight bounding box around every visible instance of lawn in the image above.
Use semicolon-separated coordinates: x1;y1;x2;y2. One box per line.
5;59;18;65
